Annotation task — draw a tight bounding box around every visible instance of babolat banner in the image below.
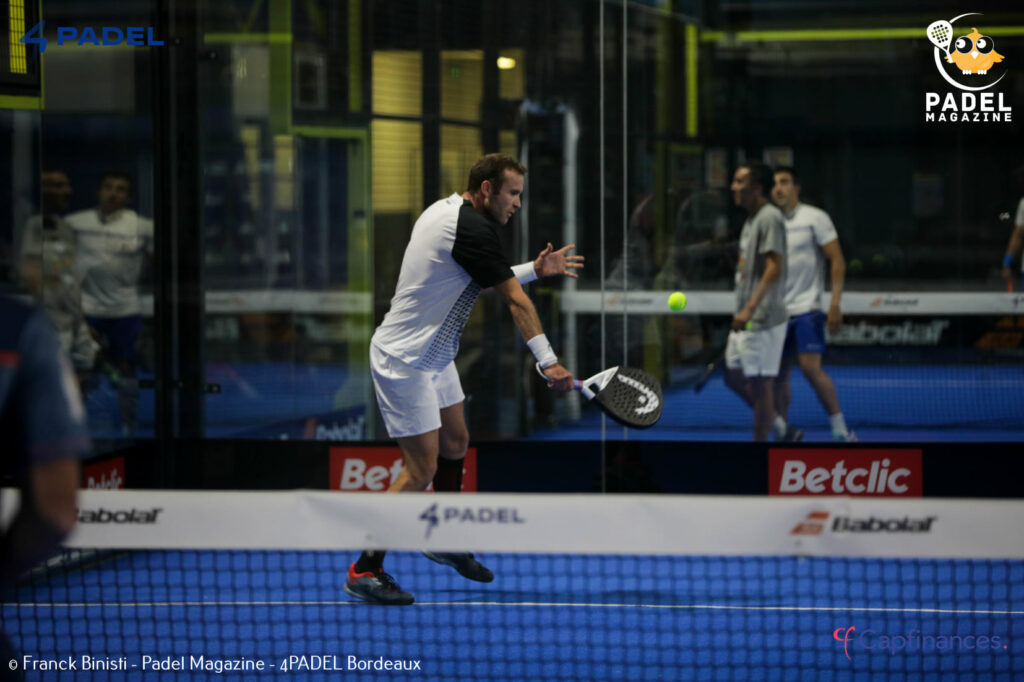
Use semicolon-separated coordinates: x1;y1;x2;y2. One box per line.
2;489;1021;559
233;405;367;441
826;314;1024;350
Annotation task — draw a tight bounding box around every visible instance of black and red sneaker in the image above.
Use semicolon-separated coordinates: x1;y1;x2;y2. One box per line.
344;563;414;605
422;552;494;582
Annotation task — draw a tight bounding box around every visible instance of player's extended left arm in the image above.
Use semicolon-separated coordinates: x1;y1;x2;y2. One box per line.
822;239;846;335
494;277;575;392
512;243;584;283
1002;224;1024;281
732;252;782;330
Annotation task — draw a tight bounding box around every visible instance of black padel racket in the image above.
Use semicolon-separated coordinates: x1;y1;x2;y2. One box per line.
691;352;725;394
537;364;663;428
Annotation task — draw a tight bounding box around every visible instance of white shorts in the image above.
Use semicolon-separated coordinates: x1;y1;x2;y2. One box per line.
725;321;788;378
370;343;465;438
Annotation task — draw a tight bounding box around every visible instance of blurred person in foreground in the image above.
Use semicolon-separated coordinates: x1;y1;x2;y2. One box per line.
1;294;88;680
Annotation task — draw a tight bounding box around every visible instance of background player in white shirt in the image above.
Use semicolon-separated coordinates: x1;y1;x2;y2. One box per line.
1000;164;1024;291
770;167;855;442
67;171;154;437
346;154;582;605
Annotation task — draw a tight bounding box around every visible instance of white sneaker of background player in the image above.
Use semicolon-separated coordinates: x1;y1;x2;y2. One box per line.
832;431;858;442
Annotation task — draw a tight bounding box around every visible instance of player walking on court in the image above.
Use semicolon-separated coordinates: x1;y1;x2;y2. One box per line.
345;154;583;605
724;162;790;442
1000;164;1024;292
770;167;856;442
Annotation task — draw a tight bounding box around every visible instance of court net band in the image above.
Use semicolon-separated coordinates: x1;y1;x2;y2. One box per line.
2;490;1022;680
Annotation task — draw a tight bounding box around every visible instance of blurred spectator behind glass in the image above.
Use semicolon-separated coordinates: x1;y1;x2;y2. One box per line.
67;172;154;437
601;193;658;370
656;189;734;291
17;169;98;380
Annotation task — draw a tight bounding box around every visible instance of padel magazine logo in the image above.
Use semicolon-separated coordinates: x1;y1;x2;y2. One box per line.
924;13;1012;123
833;626;1008;660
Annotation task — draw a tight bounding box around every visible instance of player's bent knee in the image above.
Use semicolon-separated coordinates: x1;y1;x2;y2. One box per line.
406;460;438;490
440;431;469;459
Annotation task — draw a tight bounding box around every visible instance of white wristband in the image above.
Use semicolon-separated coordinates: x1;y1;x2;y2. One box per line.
526;333;558;368
513;262;539;284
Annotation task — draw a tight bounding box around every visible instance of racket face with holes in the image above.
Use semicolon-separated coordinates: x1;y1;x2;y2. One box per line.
927;20;953;53
583;366;663;428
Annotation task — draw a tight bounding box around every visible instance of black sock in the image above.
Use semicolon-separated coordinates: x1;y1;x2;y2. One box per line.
433;456;464;492
354;550;385;573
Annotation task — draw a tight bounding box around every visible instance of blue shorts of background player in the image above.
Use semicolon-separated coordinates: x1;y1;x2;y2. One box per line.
86;315;143;364
782;310;826;357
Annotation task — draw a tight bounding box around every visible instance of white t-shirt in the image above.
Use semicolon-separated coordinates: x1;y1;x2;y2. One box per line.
782;203;838;317
67;208;154;318
1016;197;1024;273
372;194;515;371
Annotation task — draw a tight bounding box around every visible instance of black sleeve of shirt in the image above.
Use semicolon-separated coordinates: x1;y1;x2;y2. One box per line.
452;204;515;288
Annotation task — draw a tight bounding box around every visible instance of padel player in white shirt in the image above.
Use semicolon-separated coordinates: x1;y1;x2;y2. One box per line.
771;166;855;442
67;172;153;437
1001;178;1024;290
345;154;583;605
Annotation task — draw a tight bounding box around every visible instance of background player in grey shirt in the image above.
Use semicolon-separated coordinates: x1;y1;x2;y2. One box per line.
724;162;790;441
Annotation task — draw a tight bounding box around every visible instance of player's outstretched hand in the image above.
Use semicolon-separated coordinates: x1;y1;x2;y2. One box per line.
534;243;584;279
541;363;575;392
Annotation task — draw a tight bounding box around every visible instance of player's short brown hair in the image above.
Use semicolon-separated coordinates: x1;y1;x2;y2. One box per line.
467;154;527;194
740;161;775;197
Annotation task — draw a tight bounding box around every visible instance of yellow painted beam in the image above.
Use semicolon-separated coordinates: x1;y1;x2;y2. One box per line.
0;95;40;109
685;23;697;138
203;32;293;44
702;26;1024;43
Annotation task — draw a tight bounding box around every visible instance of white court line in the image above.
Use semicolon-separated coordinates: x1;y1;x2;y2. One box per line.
835;379;1024;388
9;601;1024;616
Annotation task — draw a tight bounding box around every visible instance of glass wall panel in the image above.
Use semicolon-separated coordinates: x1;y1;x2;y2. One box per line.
13;0;1016;453
197;1;373;440
25;0;157;452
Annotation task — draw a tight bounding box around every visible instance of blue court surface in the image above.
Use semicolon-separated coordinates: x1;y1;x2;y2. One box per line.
529;365;1024;442
4;551;1023;681
83;363;1024;442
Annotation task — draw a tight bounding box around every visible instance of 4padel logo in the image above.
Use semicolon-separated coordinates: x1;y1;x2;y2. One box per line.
418;502;525;539
20;21;164;54
924;13;1013;123
420;503;441;538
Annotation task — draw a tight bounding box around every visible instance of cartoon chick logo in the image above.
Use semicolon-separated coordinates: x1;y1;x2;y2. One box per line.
927;13;1006;91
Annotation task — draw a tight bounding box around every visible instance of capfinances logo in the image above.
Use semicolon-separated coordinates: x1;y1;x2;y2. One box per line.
833;626;1007;661
924;13;1013;123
